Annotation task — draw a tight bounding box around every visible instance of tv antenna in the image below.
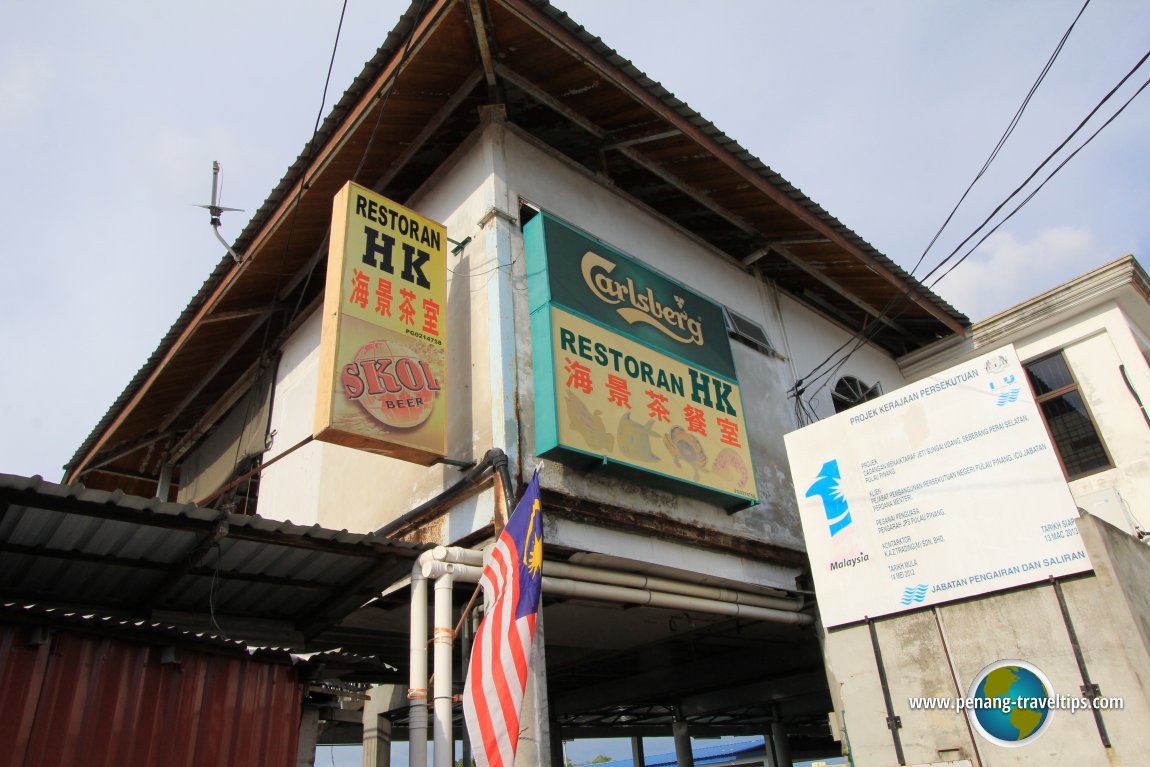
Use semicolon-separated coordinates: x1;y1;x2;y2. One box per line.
196;161;245;263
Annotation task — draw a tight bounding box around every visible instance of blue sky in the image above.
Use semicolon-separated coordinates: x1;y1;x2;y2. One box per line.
1;1;1147;484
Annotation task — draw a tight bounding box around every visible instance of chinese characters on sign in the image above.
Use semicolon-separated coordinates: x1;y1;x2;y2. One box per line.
314;181;448;465
547;308;755;500
525;209;758;507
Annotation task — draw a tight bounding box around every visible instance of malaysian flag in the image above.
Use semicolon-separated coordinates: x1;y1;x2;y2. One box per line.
463;470;544;767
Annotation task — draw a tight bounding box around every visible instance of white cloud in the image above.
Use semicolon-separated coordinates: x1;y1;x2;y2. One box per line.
0;49;54;128
931;227;1097;321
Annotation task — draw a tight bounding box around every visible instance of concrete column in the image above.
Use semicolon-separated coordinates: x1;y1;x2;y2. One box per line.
512;613;553;767
769;722;791;767
631;737;646;767
297;703;321;767
478;111;520;484
363;685;406;767
672;720;692;767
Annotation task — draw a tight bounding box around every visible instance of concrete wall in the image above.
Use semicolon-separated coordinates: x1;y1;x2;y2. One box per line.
823;512;1150;765
257;119;916;588
901;299;1150;536
257;124;508;536
1022;306;1150;535
504;125;907;566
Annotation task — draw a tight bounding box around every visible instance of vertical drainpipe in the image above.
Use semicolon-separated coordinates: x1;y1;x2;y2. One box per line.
409;560;430;767
480;108;520;486
433;568;456;767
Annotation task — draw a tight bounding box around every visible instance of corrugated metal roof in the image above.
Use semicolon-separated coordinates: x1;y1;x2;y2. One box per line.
595;737;767;767
0;473;423;654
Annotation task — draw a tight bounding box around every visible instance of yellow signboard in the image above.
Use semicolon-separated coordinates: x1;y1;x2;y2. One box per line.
547;307;758;503
314;182;447;465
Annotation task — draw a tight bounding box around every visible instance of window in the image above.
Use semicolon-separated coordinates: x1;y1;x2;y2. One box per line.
1024;352;1111;479
723;307;777;356
832;375;882;413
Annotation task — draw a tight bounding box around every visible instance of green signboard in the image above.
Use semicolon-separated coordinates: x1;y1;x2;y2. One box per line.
525;213;735;380
525;213;757;509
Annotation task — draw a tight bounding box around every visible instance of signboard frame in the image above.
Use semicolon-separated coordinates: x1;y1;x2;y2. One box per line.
525;212;758;509
313;181;448;466
785;345;1091;627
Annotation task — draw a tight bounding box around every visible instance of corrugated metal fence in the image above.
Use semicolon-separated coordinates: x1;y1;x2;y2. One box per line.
0;622;305;767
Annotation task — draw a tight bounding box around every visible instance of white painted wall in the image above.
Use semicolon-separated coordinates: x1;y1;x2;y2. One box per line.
902;297;1150;535
1015;305;1150;534
504;127;909;559
256;120;923;586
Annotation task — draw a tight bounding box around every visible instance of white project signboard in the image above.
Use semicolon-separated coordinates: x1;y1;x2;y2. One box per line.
785;345;1091;627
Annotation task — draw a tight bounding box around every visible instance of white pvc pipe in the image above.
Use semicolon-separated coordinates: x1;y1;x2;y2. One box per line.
420;556;811;625
407;546;814;767
433;568;456;767
540;560;804;612
408;553;433;767
538;576;813;625
430;546;803;612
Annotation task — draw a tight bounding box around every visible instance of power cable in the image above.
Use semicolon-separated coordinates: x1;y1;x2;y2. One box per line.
799;51;1150;417
351;0;432;185
909;0;1091;276
929;70;1150;290
210;1;351;507
791;15;1150;420
920;43;1150;286
793;1;1093;401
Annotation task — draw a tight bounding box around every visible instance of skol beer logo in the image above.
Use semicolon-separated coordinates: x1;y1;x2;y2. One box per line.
341;339;440;428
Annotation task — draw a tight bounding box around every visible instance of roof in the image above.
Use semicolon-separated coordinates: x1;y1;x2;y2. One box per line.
66;0;967;490
0;473;423;659
899;254;1150;377
596;738;766;767
0;601;393;681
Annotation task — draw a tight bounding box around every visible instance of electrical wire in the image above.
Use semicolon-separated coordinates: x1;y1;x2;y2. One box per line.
212;1;351;509
791;19;1150;420
920;43;1150;286
929;70;1150;290
909;0;1091;277
792;2;1094;398
351;0;432;185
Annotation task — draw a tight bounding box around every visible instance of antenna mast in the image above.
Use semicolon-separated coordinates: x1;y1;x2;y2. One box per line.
196;161;245;263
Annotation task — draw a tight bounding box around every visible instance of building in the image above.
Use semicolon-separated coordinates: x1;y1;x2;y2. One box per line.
800;255;1150;766
900;254;1150;535
39;0;974;765
0;472;422;767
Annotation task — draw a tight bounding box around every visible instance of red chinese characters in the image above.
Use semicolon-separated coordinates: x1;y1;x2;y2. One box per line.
399;288;417;326
350;269;371;309
716;417;742;447
375;278;394;318
422;298;441;336
607;374;631;408
564;358;593;394
683;405;707;436
645;391;670;423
